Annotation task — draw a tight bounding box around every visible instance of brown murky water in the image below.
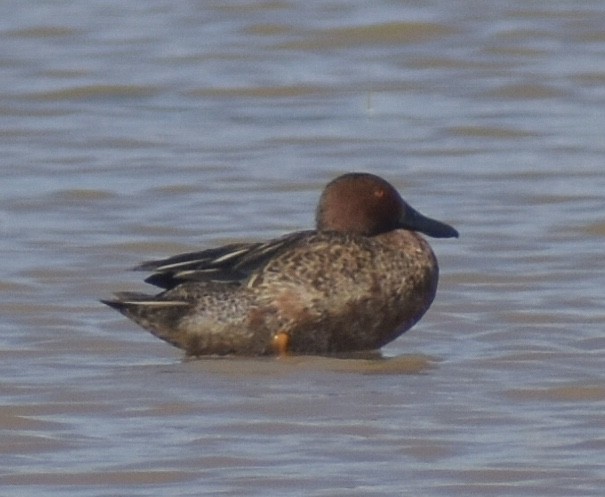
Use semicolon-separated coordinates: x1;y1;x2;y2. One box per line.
1;1;604;496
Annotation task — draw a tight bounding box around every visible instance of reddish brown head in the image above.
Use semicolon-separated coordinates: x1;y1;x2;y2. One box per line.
316;173;458;238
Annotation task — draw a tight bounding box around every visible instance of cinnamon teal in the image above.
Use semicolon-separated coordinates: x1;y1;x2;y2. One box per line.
102;173;458;356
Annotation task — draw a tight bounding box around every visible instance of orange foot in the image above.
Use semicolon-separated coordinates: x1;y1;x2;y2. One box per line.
271;331;290;357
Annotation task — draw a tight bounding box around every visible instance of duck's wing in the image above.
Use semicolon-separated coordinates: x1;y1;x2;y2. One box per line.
136;242;260;288
136;230;313;289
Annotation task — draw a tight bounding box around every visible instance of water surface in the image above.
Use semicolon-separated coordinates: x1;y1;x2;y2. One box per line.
1;1;604;496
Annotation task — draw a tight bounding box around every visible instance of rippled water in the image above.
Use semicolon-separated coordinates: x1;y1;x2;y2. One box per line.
2;1;604;496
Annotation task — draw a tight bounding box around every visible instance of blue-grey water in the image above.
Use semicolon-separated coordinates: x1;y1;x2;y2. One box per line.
1;1;604;496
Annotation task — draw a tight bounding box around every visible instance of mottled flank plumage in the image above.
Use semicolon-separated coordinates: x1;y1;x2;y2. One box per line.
102;173;458;356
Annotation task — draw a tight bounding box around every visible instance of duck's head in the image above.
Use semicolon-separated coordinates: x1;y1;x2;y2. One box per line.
316;172;458;238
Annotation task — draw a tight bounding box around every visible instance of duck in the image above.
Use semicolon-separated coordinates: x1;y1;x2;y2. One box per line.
102;172;458;356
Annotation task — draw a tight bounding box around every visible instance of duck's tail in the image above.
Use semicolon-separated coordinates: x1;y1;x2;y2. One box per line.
101;292;192;351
